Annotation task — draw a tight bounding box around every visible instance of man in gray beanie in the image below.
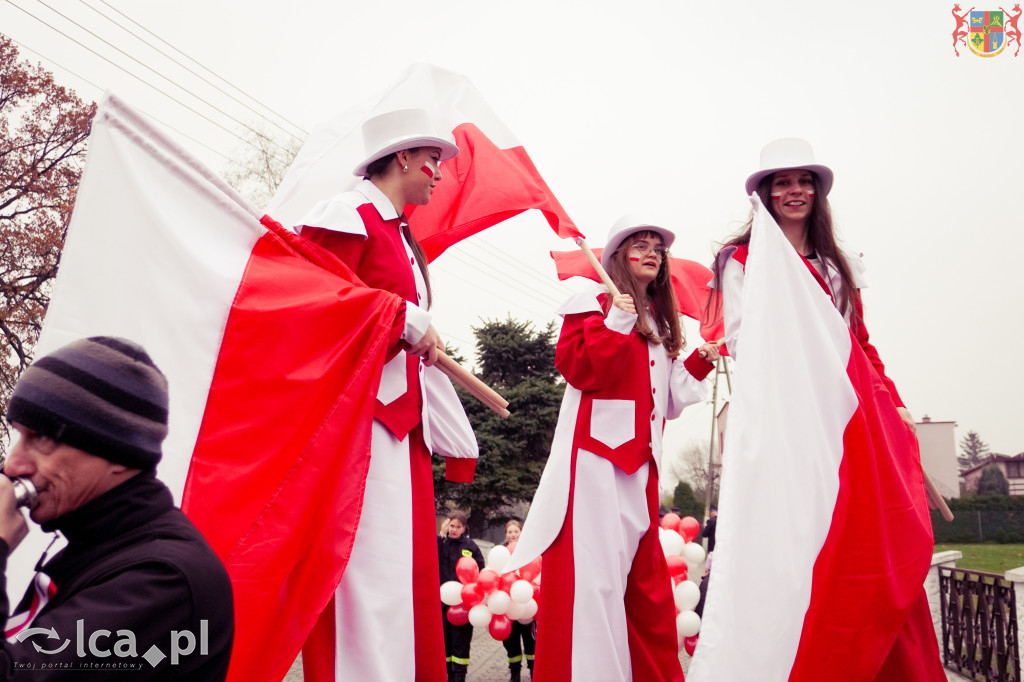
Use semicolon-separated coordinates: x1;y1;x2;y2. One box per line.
0;336;234;679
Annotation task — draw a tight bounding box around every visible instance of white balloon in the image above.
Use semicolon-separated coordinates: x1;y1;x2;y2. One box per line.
469;603;492;628
517;617;534;625
488;590;512;615
661;530;685;557
681;541;705;564
520;599;538;620
487;545;511;573
676;610;701;638
510;580;535;604
507;601;527;620
674;580;700;612
440;581;464;606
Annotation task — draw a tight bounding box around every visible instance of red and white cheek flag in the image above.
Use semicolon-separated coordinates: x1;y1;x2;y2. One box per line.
549;248;712;323
687;198;943;681
23;93;402;682
268;62;582;258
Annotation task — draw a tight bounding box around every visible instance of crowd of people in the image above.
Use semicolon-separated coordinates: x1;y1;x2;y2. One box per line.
0;101;938;682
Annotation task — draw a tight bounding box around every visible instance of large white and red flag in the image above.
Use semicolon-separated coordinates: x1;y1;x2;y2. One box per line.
687;197;943;681
268;62;582;255
16;93;402;682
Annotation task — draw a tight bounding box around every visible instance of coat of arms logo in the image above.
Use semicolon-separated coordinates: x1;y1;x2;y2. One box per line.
953;4;1022;56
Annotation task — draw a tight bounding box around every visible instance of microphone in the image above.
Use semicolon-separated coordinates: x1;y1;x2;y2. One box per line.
8;477;38;510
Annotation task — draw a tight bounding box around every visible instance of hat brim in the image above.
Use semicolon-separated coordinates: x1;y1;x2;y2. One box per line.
600;224;676;271
744;164;834;197
353;136;460;177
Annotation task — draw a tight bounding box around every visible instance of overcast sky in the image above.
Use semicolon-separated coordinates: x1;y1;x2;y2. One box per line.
4;0;1023;484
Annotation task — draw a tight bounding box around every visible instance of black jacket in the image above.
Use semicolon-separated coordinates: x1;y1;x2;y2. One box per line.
437;534;484;584
0;472;234;679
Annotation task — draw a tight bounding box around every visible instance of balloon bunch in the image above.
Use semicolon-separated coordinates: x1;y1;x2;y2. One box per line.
658;513;705;656
439;543;541;641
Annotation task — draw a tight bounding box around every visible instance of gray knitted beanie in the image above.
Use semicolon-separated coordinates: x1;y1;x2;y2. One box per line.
6;336;169;469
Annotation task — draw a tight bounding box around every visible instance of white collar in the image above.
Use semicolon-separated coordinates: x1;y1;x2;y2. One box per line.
354;178;402;222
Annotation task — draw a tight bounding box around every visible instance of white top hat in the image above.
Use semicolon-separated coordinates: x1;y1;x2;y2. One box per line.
601;213;676;271
744;138;834;197
352;108;460;177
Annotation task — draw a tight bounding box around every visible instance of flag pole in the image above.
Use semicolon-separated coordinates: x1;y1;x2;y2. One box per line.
574;237;621;297
435;352;511;418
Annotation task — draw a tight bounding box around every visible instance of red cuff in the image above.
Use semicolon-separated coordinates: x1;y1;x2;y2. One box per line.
445;457;477;483
682;350;715;381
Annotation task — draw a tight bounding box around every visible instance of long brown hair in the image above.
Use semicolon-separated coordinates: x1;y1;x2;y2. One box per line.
607;230;683;356
707;172;859;327
366;150;433;308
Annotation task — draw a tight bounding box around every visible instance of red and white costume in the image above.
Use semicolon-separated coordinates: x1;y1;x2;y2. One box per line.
506;281;713;682
717;245;904;405
297;179;476;682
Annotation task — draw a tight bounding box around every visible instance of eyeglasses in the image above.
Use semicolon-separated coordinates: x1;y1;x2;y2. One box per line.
629;242;669;260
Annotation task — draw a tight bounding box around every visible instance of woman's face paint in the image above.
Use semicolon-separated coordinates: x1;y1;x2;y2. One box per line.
420;159;437;179
769;169;815;226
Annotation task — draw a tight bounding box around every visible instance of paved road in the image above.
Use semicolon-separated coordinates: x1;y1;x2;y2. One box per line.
283;629;971;681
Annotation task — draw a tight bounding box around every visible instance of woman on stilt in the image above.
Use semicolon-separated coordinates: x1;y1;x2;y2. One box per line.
507;215;720;681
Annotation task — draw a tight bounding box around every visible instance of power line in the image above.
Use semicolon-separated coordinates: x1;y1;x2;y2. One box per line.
29;0;296;158
7;0;290;161
5;35;235;164
78;0;306;142
438;250;564;309
96;0;306;137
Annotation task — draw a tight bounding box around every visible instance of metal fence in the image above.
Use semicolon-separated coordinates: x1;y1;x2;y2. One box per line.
940;566;1020;681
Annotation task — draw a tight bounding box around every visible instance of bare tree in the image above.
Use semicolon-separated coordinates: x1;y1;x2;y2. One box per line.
1;35;95;452
221;124;304;209
676;440;720;507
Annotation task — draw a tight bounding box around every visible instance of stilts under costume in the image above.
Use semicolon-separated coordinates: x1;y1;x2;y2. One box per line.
506;280;712;682
297;177;476;682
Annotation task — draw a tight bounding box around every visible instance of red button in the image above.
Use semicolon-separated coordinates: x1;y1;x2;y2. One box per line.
410;257;415;265
652;387;656;394
650;360;655;367
651;414;656;421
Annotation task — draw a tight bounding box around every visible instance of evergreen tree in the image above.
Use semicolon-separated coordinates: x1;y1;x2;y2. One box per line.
976;465;1010;496
672;481;705;520
433;317;563;535
958;430;991;472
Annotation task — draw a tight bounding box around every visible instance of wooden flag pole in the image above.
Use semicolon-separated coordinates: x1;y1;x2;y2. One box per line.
574;237;621;297
435;352;511;418
923;469;954;522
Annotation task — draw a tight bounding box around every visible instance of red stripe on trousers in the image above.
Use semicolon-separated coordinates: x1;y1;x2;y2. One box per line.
533;449;683;681
301;424;445;682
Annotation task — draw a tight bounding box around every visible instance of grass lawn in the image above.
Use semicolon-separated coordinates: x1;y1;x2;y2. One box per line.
934;543;1024;574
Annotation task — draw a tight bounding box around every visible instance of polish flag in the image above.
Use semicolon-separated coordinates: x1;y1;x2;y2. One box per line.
268;62;581;258
549;248;713;323
18;94;402;682
687;197;943;681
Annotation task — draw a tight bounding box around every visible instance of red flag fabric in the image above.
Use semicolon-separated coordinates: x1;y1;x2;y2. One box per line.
268;63;581;259
26;94;403;682
688;198;942;681
549;248;713;323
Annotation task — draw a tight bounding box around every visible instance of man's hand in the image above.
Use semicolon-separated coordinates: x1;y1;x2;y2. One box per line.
408;324;443;367
0;477;28;551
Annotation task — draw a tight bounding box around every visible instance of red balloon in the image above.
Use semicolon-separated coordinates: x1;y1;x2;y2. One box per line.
447;604;470;626
498;571;518;593
660;512;682;533
477;569;500;594
531;583;541;606
678;517;700;543
455;556;480;584
665;555;687;578
683;634;699;656
488;614;513;641
520;557;543;583
460;582;484;608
